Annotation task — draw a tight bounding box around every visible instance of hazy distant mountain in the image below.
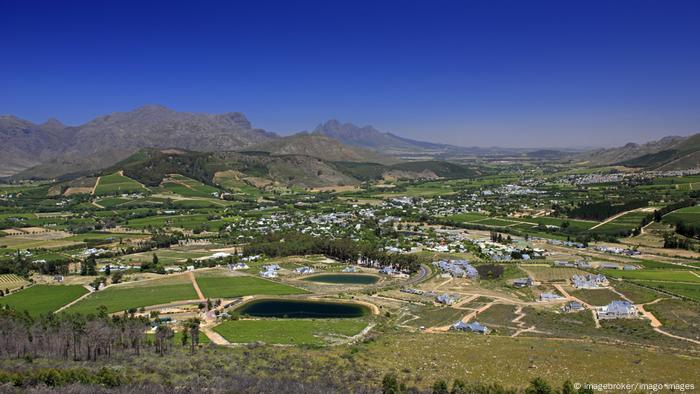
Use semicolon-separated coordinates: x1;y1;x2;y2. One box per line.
312;119;472;154
249;133;399;165
575;133;700;169
0;116;75;177
4;105;278;178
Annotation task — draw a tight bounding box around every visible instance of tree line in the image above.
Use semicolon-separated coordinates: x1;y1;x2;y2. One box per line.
242;232;422;273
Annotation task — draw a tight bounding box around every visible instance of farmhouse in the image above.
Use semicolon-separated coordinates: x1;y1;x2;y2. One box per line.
452;321;489;334
295;266;315;274
571;274;608;289
562;301;585;312
597;301;637;319
436;293;457;305
228;262;249;271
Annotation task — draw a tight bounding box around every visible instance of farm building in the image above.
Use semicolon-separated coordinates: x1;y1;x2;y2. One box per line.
562;301;585;312
571;274;608;289
452;321;489;334
597;301;637;319
512;277;534;288
436;260;479;279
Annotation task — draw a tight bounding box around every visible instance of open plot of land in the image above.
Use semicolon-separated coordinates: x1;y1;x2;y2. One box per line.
569;288;621;306
115;248;212;265
94;172;145;196
1;285;89;315
644;299;700;340
612;281;664;304
68;274;198;314
519;266;586;282
195;272;308;298
0;236;82;250
360;333;700;388
213;319;367;345
406;305;468;328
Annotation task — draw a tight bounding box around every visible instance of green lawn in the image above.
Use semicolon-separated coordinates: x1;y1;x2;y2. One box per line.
213;319;367;345
195;274;308;298
67;275;197;314
1;285;89;316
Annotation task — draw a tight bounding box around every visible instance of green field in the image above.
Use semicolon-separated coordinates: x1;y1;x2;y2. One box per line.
635;281;700;301
68;275;198;314
213;319;367;345
1;285;89;315
602;269;700;283
161;175;221;198
94;172;145;196
195;272;308;298
593;210;649;232
663;205;700;226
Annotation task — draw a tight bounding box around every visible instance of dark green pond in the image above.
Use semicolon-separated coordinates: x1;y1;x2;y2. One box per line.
236;299;370;318
302;273;379;285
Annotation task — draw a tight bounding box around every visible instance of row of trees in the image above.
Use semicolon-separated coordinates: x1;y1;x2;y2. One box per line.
242;232;422;273
0;307;151;361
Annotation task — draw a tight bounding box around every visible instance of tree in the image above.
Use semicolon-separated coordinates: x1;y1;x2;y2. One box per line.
525;377;553;394
81;255;97;276
451;379;467;394
111;271;124;284
382;373;403;394
432;380;448;394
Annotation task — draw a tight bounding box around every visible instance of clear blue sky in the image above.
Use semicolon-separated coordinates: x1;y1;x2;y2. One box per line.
1;0;699;148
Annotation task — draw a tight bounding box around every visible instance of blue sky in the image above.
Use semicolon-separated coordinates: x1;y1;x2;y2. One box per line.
1;0;699;148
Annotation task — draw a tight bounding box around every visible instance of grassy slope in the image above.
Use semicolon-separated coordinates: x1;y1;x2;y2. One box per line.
213;319;366;345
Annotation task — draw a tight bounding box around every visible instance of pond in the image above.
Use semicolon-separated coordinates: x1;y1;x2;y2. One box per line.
236;299;370;318
302;273;379;285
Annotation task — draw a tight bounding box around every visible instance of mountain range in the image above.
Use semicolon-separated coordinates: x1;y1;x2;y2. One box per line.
2;105;699;179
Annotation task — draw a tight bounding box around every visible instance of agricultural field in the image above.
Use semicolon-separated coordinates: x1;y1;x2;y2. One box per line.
213;319;367;345
602;269;700;283
637;281;700;301
519;266;586;282
160;175;221;198
0;274;29;291
591;210;650;232
663;205;700;226
94;172;145;196
1;285;89;315
68;274;198;314
195;271;308;298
